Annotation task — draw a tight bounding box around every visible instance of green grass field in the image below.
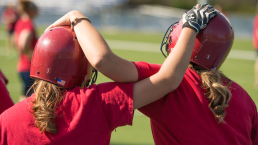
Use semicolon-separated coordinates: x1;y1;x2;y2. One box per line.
0;25;257;144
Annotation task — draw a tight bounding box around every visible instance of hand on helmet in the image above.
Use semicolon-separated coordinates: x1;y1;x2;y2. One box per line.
45;10;84;32
182;4;218;34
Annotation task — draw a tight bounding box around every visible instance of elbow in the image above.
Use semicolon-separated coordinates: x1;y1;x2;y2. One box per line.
90;53;111;71
171;82;180;91
164;78;181;92
90;56;105;70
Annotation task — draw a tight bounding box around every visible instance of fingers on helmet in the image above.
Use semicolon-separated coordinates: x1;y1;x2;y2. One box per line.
208;10;218;19
182;13;187;23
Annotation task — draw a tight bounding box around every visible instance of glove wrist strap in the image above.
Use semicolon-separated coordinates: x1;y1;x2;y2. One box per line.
182;22;199;34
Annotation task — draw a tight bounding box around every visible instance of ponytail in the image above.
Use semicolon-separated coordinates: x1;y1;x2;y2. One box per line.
189;63;232;122
30;79;66;134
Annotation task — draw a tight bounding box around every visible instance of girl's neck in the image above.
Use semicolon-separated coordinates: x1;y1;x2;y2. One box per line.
21;13;31;20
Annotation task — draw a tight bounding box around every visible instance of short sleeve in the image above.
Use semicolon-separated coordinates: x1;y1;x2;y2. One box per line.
132;61;165;118
132;61;161;81
0;80;14;114
96;82;134;131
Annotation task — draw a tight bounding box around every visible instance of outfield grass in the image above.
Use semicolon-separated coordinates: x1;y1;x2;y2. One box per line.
0;26;257;144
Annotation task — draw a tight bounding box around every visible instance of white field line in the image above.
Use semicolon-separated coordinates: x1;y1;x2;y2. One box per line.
106;40;256;61
0;31;256;60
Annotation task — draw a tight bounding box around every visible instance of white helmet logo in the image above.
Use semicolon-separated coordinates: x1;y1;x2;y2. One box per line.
207;54;210;59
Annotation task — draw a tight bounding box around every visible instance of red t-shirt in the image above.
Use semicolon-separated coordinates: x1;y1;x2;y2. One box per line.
253;14;258;50
0;71;14;114
14;18;38;72
134;61;258;145
0;82;133;145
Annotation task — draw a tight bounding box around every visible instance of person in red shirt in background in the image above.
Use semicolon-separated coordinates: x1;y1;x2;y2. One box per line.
14;0;38;101
0;4;217;145
253;3;258;89
0;70;14;114
1;3;19;58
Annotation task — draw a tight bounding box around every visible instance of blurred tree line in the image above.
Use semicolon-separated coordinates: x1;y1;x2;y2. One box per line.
127;0;257;14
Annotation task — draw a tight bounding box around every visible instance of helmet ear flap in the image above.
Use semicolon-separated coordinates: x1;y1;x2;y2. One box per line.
80;64;98;89
165;43;169;55
166;36;174;56
160;21;179;58
81;64;93;88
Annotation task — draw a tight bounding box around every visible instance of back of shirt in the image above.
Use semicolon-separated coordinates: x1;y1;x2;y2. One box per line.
0;82;134;145
134;61;258;145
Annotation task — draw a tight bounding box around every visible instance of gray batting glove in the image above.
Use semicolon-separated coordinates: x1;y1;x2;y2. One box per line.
182;4;218;34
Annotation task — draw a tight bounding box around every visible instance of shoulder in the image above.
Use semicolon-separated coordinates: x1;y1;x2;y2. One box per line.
15;18;33;30
229;81;256;110
1;97;33;124
96;82;134;94
230;81;249;96
65;85;98;100
133;61;161;70
183;68;202;84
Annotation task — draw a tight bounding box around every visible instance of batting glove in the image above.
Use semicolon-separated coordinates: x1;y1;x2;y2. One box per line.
182;4;218;34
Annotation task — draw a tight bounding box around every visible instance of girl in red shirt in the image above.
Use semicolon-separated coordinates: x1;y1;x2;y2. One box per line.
1;3;19;58
0;4;216;145
99;5;257;145
14;0;38;100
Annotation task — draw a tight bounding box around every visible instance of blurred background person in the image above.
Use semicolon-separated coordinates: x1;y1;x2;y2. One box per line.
14;0;38;101
1;3;19;59
253;3;258;89
0;70;14;114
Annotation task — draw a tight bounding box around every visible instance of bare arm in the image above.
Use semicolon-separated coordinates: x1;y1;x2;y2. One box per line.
46;11;139;83
133;28;196;109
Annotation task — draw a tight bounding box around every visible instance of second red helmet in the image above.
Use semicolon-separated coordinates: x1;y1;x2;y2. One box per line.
161;12;234;70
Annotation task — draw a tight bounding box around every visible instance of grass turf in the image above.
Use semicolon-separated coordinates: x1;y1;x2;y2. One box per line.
0;26;257;144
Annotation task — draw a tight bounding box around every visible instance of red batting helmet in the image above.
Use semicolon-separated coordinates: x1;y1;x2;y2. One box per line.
160;11;234;70
30;26;97;89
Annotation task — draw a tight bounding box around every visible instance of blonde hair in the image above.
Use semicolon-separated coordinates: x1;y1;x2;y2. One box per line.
30;79;66;134
188;63;232;122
